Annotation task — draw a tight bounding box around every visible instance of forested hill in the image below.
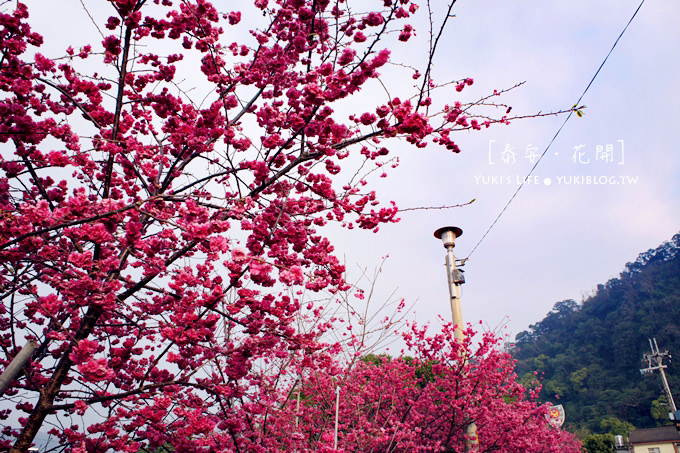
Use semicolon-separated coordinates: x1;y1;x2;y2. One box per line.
512;233;680;434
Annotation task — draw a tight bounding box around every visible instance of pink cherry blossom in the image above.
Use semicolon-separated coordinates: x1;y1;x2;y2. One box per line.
0;1;559;452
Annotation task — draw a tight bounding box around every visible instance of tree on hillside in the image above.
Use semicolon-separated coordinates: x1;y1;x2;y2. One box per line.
512;233;680;433
581;433;614;453
0;0;574;451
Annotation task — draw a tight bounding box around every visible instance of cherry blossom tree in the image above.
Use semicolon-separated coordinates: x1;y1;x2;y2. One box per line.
0;0;575;452
239;324;581;452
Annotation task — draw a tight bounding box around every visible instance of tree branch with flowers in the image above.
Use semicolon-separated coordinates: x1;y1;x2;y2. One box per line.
0;0;578;451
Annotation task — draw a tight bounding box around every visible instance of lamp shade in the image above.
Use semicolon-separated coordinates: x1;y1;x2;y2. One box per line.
434;226;463;248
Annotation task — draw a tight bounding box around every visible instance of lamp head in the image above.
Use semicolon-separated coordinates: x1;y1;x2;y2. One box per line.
434;226;463;248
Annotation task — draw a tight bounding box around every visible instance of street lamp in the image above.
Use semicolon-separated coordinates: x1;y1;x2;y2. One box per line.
434;226;478;452
434;226;465;341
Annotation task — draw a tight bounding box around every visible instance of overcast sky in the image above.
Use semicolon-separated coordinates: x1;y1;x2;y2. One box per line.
21;0;680;345
328;0;680;345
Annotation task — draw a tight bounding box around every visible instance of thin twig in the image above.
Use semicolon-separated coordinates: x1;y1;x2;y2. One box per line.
398;199;475;212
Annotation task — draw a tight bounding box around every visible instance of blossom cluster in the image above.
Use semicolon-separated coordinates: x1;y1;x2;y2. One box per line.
0;0;571;452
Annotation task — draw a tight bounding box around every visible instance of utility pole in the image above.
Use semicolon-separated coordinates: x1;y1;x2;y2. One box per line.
0;341;38;396
434;226;466;341
640;338;680;428
434;226;478;452
334;385;340;450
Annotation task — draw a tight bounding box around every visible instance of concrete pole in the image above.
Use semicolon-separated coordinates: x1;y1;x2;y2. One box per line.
0;341;38;395
445;246;465;341
642;339;678;413
334;385;340;450
659;366;677;413
435;227;478;452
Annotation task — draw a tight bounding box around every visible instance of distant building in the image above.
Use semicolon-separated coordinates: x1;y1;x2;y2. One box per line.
629;426;680;453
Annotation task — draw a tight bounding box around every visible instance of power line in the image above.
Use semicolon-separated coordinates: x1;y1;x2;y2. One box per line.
465;0;646;260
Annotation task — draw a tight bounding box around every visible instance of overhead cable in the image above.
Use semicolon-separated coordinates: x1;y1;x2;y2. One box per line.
465;0;646;260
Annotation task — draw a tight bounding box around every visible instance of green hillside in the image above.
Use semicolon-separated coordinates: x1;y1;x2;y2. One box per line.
512;233;680;436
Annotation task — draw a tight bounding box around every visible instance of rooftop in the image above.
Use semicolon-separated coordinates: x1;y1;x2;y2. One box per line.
629;426;680;444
